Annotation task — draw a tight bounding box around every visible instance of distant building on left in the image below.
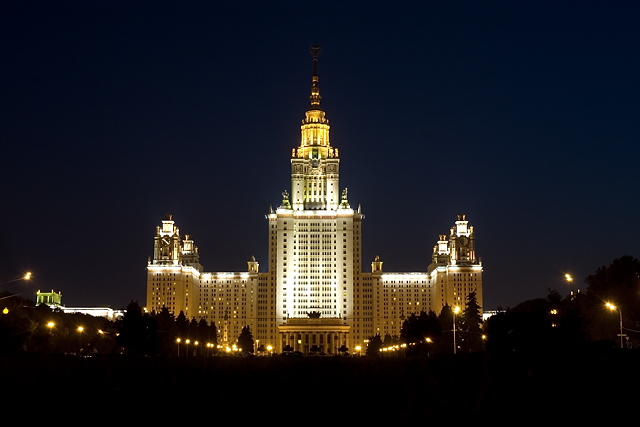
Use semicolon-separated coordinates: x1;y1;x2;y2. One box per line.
36;289;123;321
36;290;62;307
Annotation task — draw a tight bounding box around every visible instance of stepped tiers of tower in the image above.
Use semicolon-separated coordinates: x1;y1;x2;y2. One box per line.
146;47;483;354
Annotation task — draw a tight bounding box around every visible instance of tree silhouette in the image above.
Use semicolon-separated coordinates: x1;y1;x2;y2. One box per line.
237;326;254;353
117;301;159;356
174;311;189;353
438;304;454;352
366;333;382;356
155;307;175;356
459;291;484;352
400;310;442;356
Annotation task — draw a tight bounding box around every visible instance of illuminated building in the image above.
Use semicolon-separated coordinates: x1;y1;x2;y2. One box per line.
36;289;123;321
146;46;483;353
37;290;63;308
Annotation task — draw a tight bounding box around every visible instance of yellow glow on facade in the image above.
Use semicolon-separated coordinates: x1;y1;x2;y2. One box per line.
144;48;483;354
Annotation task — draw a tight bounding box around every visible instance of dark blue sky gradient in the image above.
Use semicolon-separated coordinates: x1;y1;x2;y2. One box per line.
2;1;639;310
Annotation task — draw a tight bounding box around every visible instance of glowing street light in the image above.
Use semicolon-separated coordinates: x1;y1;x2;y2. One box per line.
77;326;84;355
453;306;461;355
606;303;625;349
565;274;576;298
425;337;432;358
1;272;32;286
176;338;181;357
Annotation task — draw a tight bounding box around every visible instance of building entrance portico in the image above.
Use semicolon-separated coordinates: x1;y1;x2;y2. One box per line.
278;318;350;354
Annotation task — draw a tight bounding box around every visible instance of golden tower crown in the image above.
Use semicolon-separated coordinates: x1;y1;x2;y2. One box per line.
294;45;337;160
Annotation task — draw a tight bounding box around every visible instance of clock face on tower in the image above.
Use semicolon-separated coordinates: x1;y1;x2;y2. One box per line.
161;236;171;247
458;236;469;247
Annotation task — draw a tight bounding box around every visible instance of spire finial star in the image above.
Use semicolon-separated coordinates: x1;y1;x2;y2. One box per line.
309;44;322;108
310;45;322;61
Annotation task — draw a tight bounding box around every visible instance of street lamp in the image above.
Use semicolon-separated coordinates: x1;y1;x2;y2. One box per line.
1;272;32;286
0;272;32;307
453;306;460;355
77;326;84;355
176;338;181;357
425;337;432;358
565;274;574;298
186;339;190;357
606;303;625;349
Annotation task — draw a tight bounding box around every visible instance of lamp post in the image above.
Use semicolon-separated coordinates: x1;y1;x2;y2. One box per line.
606;303;625;349
1;272;31;308
77;326;84;355
186;339;190;357
176;338;181;357
453;306;460;355
565;274;574;298
0;272;32;286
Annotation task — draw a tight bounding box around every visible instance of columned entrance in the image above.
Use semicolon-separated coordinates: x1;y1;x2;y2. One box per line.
278;318;350;354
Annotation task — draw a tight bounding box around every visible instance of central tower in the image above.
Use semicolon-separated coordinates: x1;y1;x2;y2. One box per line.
291;45;340;211
268;46;363;353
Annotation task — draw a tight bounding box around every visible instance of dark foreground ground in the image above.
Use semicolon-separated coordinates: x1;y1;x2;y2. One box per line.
3;349;637;422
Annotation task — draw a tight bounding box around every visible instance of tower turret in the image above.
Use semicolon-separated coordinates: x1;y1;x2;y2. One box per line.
153;213;181;265
291;45;340;210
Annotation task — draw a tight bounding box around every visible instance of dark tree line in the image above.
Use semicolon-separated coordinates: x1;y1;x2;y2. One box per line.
368;291;484;356
484;255;640;353
0;298;119;355
4;256;637;357
118;303;221;356
374;255;640;356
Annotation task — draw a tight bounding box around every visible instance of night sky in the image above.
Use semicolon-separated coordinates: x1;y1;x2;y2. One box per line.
2;1;639;311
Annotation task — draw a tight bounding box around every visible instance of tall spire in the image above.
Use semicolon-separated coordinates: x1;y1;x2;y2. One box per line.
296;44;332;159
309;44;322;109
